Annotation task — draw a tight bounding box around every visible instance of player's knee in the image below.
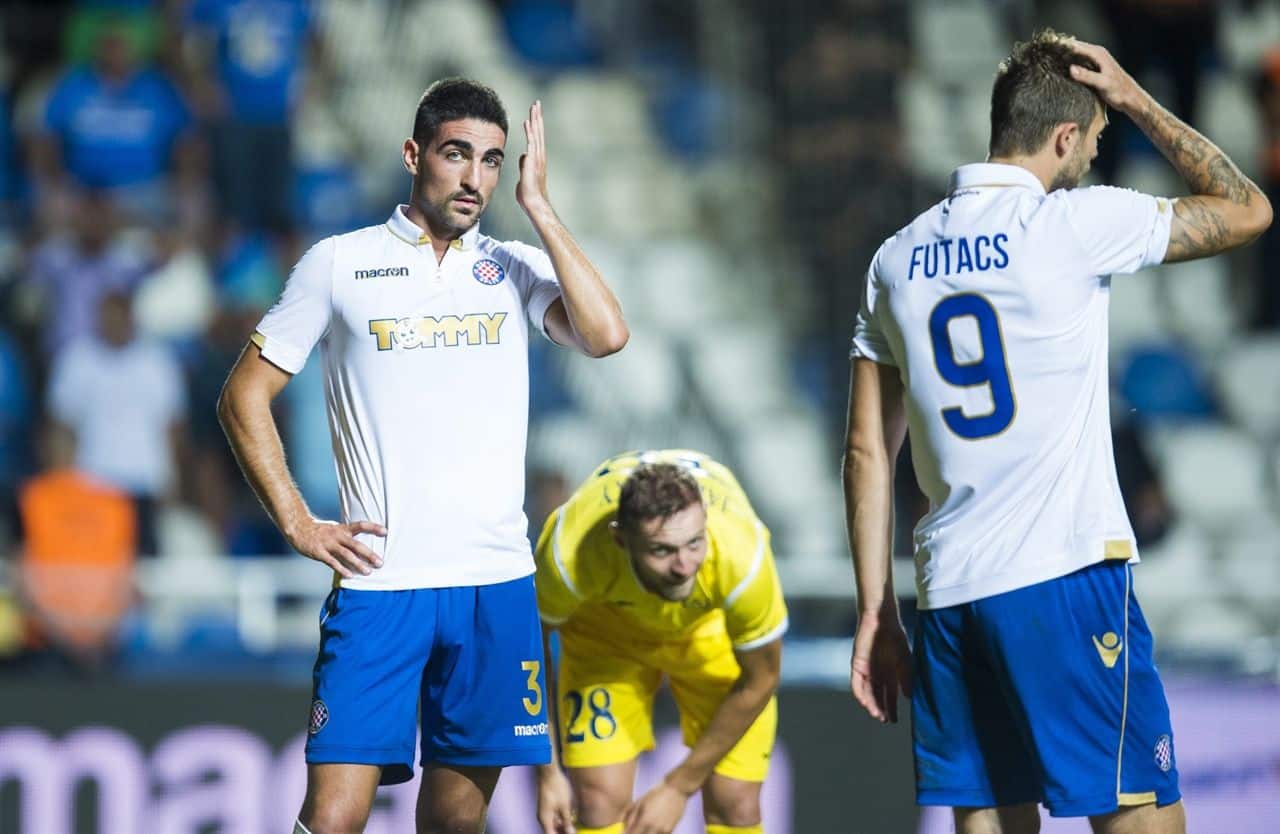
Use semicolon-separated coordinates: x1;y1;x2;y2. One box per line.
573;780;629;827
701;785;761;827
300;807;369;834
416;807;486;834
955;804;1040;834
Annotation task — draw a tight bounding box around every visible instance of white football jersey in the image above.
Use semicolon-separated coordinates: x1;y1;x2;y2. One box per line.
254;206;562;590
852;163;1172;609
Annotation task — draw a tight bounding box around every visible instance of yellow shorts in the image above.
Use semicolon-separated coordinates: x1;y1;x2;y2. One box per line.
555;624;776;783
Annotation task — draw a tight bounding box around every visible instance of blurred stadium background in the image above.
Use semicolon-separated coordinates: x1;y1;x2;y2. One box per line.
0;0;1277;832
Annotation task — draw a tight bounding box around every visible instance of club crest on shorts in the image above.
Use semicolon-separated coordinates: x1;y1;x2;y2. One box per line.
309;699;330;734
472;259;505;285
1154;734;1173;772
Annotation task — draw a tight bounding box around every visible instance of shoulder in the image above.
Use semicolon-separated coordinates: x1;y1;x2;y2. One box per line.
707;505;768;591
321;224;387;259
1046;184;1155;215
872;207;942;275
550;486;622;595
480;236;549;269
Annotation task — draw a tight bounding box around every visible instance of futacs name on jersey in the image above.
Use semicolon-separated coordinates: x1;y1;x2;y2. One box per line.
908;233;1010;280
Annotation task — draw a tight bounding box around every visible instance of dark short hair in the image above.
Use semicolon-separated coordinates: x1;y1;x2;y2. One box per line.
989;30;1102;158
616;463;703;534
412;78;508;146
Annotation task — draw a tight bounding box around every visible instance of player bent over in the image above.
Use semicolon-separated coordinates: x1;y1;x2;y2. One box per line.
533;451;787;834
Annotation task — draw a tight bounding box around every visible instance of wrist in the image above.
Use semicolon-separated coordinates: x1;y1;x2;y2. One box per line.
858;601;899;623
522;199;557;226
279;510;312;545
1116;85;1152;120
663;768;701;798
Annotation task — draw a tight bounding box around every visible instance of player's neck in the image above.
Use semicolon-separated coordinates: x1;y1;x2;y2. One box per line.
403;201;462;262
986;154;1055;192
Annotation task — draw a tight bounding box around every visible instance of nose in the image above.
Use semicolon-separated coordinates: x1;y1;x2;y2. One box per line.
460;159;483;191
671;553;696;579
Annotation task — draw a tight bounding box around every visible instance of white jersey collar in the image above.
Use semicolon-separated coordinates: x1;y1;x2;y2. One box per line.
949;163;1046;196
386;204;482;251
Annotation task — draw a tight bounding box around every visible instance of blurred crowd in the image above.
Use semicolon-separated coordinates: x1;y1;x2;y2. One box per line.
0;0;332;668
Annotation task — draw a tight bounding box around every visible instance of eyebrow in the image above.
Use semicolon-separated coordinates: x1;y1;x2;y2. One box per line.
439;138;504;159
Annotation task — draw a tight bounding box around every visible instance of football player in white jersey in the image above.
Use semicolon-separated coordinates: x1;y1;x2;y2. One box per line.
844;32;1270;834
218;79;628;834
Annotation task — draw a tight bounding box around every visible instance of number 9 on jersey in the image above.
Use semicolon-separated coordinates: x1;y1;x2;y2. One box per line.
928;293;1016;439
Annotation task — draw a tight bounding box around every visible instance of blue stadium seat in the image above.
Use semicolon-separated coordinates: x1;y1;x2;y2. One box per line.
1118;344;1217;421
502;0;601;69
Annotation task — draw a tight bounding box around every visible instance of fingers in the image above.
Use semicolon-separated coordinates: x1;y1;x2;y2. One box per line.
346;520;388;537
302;522;385;576
881;677;899;723
1068;63;1105;88
341;522;385;569
524;100;544;161
329;543;375;576
533;99;544;154
537;807;572;834
315;550;356;580
851;667;886;722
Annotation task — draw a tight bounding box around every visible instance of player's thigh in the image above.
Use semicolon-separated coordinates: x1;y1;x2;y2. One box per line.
953;804;1041;834
298;763;382;833
912;604;1041;810
558;627;662;770
415;764;502;834
666;639;776;783
701;772;763;828
1089;800;1185;834
976;561;1180;818
421;575;552;768
306;589;435;786
566;759;638;828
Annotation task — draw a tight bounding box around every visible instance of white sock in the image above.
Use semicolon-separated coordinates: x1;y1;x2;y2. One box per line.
293;820;314;834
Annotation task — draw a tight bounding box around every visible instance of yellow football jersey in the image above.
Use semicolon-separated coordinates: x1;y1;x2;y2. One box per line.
534;450;788;651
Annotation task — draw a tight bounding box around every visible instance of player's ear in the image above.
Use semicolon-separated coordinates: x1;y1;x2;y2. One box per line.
403;138;420;175
1053;121;1079;160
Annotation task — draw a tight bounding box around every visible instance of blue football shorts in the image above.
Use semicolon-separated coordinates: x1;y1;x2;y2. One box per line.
912;560;1181;817
304;573;552;785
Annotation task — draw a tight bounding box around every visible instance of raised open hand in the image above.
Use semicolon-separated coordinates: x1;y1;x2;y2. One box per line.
517;100;550;215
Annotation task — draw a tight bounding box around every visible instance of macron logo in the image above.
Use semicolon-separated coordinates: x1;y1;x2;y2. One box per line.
355;267;409;280
513;722;548;737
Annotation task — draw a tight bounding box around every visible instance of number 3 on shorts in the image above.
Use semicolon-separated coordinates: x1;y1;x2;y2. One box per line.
564;687;617;743
521;660;542;716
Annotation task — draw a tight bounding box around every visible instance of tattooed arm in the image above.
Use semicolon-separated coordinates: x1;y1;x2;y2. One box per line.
1069;40;1272;262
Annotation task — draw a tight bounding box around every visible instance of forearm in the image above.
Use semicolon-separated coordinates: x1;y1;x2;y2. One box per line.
217;386;311;542
844;447;896;618
1126;91;1261;206
525;201;627;357
664;673;775;796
